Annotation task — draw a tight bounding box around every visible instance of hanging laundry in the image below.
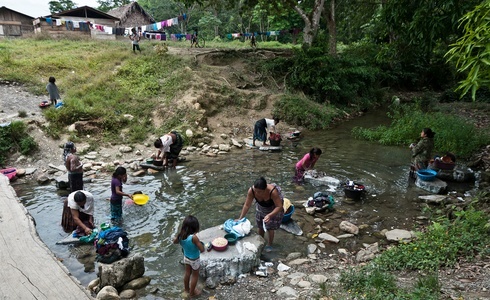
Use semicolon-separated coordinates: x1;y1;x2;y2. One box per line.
172;17;179;26
73;21;80;29
55;19;62;26
46;17;52;26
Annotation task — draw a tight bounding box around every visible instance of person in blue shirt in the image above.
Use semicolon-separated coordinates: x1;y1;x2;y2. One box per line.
173;215;205;298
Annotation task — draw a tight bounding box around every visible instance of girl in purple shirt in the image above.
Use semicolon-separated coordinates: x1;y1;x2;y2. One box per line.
110;167;132;223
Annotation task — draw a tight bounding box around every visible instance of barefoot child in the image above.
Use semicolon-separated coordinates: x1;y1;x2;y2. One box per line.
173;215;205;297
110;167;132;224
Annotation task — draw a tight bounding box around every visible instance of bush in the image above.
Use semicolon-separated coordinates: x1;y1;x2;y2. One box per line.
0;121;38;165
352;104;490;158
375;206;490;271
273;95;341;130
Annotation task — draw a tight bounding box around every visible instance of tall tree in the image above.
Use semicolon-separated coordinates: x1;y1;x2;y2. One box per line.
96;0;132;12
48;0;77;13
446;1;490;100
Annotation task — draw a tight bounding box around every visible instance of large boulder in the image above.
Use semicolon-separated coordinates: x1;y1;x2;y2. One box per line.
198;225;265;288
98;254;145;291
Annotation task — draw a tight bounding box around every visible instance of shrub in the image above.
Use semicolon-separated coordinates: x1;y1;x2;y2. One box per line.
18;110;28;118
0;121;38;165
352;104;490;158
273;95;341;130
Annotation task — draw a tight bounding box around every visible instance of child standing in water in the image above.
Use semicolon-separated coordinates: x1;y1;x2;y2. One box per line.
173;215;205;298
110;167;133;224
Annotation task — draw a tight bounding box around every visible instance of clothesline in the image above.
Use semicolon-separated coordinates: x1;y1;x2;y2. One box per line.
44;13;299;39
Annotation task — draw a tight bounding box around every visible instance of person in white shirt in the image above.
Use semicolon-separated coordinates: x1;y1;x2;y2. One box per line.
66;190;95;237
153;131;184;167
253;117;280;146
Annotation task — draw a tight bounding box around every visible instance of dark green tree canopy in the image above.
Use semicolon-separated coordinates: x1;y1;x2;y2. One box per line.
48;0;77;14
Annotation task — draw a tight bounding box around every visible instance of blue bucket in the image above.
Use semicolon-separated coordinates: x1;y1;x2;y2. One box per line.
282;205;295;223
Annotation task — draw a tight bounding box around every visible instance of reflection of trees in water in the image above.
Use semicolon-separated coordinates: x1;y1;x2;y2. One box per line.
70;244;95;273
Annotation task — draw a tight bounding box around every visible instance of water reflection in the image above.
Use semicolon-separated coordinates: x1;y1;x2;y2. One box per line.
13;109;462;298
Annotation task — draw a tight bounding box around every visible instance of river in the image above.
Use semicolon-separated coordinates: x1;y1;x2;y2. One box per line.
11;108;470;299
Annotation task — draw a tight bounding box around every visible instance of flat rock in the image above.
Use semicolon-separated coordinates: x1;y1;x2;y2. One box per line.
419;195;447;204
415;177;447;194
198;225;265;288
385;229;413;243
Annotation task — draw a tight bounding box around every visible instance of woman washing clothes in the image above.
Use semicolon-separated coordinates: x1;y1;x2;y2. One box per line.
237;177;284;252
153;131;184;167
410;128;435;175
295;148;322;182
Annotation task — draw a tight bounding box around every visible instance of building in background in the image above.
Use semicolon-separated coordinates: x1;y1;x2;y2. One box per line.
0;6;34;38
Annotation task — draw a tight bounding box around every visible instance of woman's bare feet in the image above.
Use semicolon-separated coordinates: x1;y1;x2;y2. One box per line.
190;288;201;298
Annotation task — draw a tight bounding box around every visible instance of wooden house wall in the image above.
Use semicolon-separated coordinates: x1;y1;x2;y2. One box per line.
0;8;34;37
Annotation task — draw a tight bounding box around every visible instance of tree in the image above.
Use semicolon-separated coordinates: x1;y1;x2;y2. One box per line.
446;1;490;100
183;0;326;46
96;0;132;12
48;0;76;13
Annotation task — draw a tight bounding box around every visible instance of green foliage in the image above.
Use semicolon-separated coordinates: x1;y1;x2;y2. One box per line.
446;1;490;101
18;111;28;118
0;121;38;165
375;206;490;271
352;104;490;158
340;264;440;299
259;45;383;108
48;0;76;13
272;95;340;130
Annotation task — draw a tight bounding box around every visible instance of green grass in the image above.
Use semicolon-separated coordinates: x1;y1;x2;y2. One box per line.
352;103;490;158
328;203;489;300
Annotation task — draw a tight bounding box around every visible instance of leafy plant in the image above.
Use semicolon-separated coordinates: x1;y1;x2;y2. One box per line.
0;121;38;165
352;103;490;158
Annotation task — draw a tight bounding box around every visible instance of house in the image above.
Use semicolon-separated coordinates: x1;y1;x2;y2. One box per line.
33;6;120;40
0;6;34;38
107;2;155;29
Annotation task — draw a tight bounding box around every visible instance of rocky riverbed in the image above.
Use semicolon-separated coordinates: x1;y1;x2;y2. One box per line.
2;81;490;299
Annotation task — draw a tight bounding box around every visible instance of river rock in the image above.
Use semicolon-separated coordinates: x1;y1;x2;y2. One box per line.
385;229;413;243
122;276;151;290
16;169;26;176
277;286;298;298
119;289;136;299
36;174;50;184
231;138;242;148
415;177;447;194
318;233;339;243
339;220;359;235
25;168;37;175
198;225;265;288
419;195;447;204
98;254;145;291
119;146;132;153
96;286;119;300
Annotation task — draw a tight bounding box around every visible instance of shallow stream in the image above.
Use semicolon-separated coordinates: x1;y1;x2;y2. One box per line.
12;109;473;299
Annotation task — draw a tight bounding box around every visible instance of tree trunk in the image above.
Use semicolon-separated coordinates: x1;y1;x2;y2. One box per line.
294;0;325;46
326;0;337;56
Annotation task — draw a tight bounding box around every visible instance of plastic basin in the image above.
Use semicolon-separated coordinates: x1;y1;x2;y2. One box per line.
416;169;437;181
133;194;149;205
282;205;295;223
211;237;228;251
224;233;238;245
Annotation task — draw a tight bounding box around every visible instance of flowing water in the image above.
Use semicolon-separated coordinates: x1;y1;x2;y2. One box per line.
12;109;472;298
